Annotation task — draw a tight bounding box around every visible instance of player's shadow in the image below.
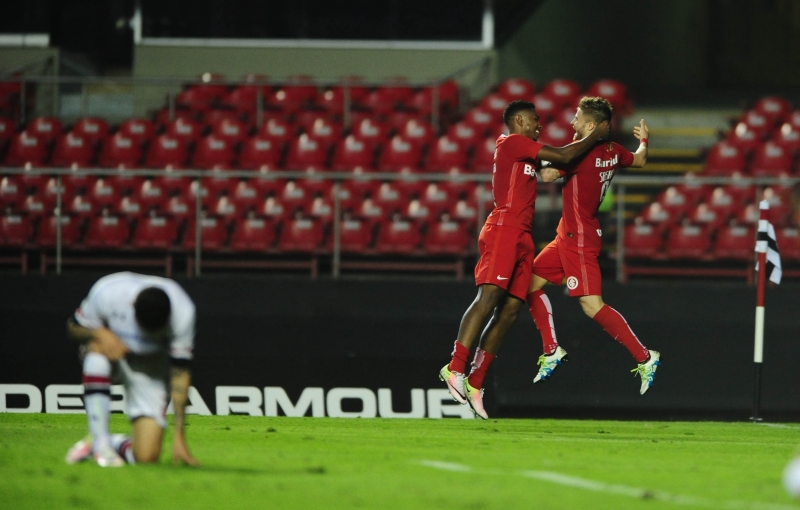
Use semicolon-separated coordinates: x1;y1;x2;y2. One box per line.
193;465;327;476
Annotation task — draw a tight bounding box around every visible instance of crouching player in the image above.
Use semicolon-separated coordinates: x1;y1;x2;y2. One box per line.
65;272;199;467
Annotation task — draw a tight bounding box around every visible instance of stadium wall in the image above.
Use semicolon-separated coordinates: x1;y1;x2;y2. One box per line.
1;274;799;420
497;0;710;97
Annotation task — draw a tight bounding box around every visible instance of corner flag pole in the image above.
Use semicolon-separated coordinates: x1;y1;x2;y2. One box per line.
751;202;769;422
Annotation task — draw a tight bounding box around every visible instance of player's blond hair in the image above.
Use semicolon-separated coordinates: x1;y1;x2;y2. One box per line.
578;96;613;125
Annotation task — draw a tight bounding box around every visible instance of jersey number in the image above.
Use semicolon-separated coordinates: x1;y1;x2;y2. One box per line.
599;179;612;205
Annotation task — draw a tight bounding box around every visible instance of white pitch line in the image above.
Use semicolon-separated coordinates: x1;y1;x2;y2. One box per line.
757;424;800;430
417;461;798;510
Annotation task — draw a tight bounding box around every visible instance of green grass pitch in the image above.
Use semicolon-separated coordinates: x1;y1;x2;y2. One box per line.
1;414;799;509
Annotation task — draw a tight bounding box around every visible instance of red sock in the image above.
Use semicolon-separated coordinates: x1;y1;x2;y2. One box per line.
448;341;470;374
467;348;495;389
527;290;558;355
593;305;649;362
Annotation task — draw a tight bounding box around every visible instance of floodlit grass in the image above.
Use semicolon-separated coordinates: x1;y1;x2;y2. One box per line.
1;414;799;509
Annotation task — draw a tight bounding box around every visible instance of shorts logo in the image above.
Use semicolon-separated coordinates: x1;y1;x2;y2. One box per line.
566;276;579;290
497;275;509;280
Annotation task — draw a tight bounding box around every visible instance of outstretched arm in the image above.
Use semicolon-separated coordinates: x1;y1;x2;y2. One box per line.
629;119;649;168
536;120;610;166
170;365;199;466
540;166;563;183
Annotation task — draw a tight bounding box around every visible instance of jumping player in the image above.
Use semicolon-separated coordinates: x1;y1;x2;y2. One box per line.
527;96;660;394
439;100;609;419
64;272;199;467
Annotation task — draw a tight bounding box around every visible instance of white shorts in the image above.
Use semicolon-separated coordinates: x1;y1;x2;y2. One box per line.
115;357;169;429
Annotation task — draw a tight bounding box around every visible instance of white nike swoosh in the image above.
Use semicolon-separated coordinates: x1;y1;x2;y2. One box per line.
497;276;509;280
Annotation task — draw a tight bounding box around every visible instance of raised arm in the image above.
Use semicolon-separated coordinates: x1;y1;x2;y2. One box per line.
629;119;649;168
536;120;610;166
169;364;199;466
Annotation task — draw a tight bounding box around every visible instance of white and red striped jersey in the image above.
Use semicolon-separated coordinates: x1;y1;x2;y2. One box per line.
74;272;195;361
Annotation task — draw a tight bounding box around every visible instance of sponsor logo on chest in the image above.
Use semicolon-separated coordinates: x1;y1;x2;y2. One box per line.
595;154;618;169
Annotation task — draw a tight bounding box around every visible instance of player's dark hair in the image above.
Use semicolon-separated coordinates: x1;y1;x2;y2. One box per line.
503;100;537;128
134;287;171;332
578;96;613;125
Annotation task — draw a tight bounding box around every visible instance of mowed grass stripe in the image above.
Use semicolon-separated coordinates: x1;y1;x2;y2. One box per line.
0;415;798;510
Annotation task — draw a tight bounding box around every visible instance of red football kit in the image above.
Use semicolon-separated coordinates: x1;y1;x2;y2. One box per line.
534;141;634;296
474;133;544;300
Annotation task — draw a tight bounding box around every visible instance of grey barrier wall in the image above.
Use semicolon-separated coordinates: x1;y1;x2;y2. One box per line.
1;273;798;420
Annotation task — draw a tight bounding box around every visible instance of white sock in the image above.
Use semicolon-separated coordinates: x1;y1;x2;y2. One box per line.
82;352;112;451
110;434;135;464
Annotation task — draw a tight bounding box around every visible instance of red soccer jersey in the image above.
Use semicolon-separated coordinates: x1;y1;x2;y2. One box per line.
484;134;544;232
556;141;634;249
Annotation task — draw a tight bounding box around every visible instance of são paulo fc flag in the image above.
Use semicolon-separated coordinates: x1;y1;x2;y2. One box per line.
756;200;782;284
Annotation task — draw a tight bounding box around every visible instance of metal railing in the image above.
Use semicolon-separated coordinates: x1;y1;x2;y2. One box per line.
2;168;797;280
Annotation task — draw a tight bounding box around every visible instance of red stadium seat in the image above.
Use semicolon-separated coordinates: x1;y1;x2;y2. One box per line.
479;93;510;116
335;217;372;253
279;180;312;214
426;136;466;171
36;214;80;247
98;132;141;169
638;202;675;233
84;215;129;248
665;223;711;259
183;217;228;250
713;225;755;261
71;118;109;145
332;135;374;170
704;141;746;176
27;117;62;143
537;122;573;148
462;109;495;135
257;118;294;149
163;194;192;222
0;176;23;209
379;136;422;171
50;133;94;168
738;110;772;140
772;123;800;157
751;141;792;177
585;79;630;114
424;216;470;255
222;85;267;114
788;109;800;131
655;186;691;220
392;167;425;198
688;203;726;231
446;122;482;151
373;181;406;215
316;88;346;114
249;167;286;198
531;93;559;123
0;213;32;246
191;135;235;169
308;195;334;225
375;216;421;254
400;119;435;149
230;179;261;212
238;134;282;170
204;169;237;199
541;79;582;110
473;136;497;173
351;118;389;149
760;187;793;226
285;134;327;169
5;131;47;167
187;179;214;207
449;198;479;230
211;195;240;222
363;86;414;115
41;177;76;209
176;86;217;112
115;195;144;219
230;216;276;251
726;123;762;155
305;117;341;150
623;221;664;259
132;215;178;249
404;198;433;224
87;178;119;208
268;86;316;114
357;197;385;224
421;182;456;214
776;227;800;261
118;118;155;146
145;135;188;168
21;193;47;218
277;216;324;252
259;195;289;223
297;167;333;197
211;118;249;144
735;203;760;226
0;117;17;144
141;175;179;205
497;79;535;101
754;96;792;126
66;194;97;219
705;186;740;221
164;118;203;144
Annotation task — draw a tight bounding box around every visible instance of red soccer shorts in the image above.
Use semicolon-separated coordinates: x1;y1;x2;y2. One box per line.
474;224;535;300
533;236;602;297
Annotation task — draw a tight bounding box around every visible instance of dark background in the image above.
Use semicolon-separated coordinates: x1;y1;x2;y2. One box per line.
1;273;798;420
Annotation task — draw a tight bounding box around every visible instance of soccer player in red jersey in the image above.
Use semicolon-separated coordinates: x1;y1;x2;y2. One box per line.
439;100;609;419
526;96;661;394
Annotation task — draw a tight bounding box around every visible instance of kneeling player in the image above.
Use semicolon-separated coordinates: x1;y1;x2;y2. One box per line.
65;272;199;467
527;97;661;394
